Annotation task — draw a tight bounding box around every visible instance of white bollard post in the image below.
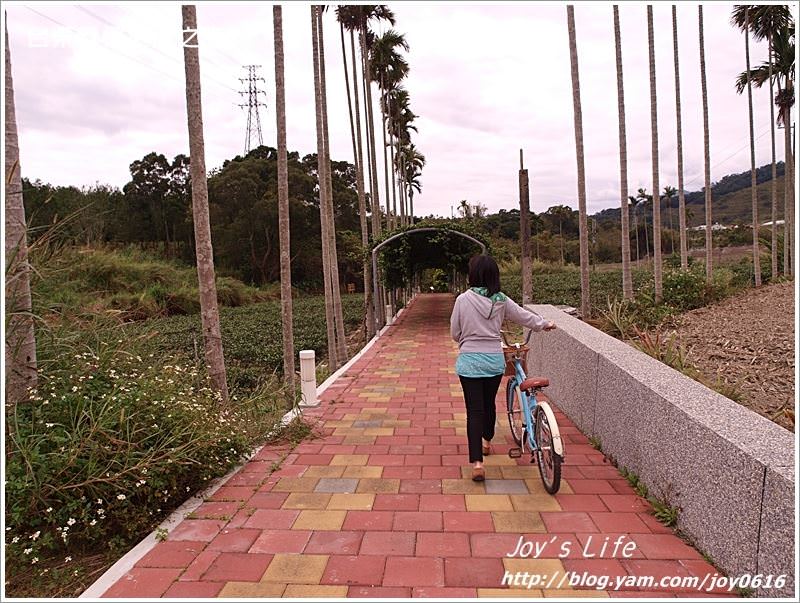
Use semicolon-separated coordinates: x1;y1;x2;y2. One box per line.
298;350;320;407
385;304;394;326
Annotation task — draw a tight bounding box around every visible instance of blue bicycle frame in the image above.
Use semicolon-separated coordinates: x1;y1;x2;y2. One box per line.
508;353;539;453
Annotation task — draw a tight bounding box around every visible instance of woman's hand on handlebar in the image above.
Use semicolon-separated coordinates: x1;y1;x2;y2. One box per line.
543;321;556;331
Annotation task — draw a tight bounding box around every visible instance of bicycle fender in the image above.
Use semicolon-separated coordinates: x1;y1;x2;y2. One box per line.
537;401;564;458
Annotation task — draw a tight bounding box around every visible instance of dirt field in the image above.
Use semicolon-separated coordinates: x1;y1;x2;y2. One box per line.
669;281;795;431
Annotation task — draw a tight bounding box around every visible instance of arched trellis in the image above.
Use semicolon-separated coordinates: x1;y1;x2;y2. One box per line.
370;227;487;329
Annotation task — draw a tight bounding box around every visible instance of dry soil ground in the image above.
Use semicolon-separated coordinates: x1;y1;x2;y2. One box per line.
669;281;795;431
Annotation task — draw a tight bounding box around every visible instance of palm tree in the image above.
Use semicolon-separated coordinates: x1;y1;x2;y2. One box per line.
336;8;375;338
699;5;713;283
273;6;294;394
628;196;641;266
672;5;689;270
371;30;409;231
311;6;339;368
5;21;37;404
732;6;762;286
637;188;651;261
399;143;425;221
647;5;663;302
613;6;633;300
566;5;591;318
181;6;229;402
315;7;348;362
733;5;794;276
663;185;677;255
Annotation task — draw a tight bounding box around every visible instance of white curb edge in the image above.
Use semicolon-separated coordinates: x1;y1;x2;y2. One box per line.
80;298;413;598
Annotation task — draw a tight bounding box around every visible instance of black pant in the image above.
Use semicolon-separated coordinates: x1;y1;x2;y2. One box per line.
459;374;503;463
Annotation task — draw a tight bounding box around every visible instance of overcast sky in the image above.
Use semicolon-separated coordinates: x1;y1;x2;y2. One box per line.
4;2;795;217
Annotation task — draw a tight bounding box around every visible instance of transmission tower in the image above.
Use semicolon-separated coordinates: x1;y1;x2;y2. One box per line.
238;65;267;154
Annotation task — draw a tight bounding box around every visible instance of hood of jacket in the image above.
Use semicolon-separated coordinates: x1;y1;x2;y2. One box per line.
463;288;501;320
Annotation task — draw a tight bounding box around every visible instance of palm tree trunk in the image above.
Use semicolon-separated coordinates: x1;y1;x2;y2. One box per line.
768;35;778;279
519;150;533;305
379;75;394;230
566;5;591;319
613;6;633;300
643;203;650;262
647;5;662;302
673;8;688;270
5;21;37;404
391;133;401;226
743;7;762;287
345;27;375;338
311;6;338;369
361;25;382;238
181;6;229;403
273;6;295;396
784;106;794;276
316;8;348;362
699;6;713;283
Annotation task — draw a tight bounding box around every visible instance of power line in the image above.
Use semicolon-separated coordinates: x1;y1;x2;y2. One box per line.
73;5;239;93
682;126;771;190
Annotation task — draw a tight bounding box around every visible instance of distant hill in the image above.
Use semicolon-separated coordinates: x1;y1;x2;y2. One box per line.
594;162;787;226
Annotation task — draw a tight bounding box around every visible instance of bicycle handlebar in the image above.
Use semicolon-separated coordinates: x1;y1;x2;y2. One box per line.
500;329;533;348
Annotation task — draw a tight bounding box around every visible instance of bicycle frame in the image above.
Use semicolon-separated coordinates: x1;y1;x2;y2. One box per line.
509;354;539;453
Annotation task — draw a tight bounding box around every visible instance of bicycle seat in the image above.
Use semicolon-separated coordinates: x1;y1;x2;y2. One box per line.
520;377;549;390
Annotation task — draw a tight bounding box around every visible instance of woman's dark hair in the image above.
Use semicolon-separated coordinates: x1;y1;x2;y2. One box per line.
468;255;501;296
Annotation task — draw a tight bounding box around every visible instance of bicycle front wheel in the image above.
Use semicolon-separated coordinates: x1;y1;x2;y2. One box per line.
534;406;562;494
506;379;525;447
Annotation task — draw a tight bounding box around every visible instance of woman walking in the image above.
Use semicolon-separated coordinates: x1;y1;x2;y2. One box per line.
450;255;556;481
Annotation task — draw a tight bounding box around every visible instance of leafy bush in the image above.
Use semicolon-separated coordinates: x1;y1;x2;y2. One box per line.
661;266;708;311
5;336;287;584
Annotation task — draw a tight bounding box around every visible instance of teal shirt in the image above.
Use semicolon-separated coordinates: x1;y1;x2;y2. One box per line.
456;352;506;378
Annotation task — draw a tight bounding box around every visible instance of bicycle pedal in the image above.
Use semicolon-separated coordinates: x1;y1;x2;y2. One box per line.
508;447;522;458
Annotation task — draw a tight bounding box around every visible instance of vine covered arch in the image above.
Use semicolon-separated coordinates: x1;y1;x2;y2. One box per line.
370;222;490;327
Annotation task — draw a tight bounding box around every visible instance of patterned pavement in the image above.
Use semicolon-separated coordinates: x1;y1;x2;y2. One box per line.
100;293;729;598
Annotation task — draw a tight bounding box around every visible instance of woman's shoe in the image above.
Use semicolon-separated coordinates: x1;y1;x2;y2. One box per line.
471;466;485;482
482;443;492;456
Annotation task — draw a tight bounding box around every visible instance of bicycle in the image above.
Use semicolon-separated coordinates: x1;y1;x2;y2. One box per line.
502;330;564;494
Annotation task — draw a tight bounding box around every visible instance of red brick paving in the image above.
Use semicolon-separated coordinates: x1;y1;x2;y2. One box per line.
99;294;724;598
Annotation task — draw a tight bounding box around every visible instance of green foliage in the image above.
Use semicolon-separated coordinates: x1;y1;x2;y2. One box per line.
132;294;365;384
373;218;491;289
5;332;288;587
32;247;279;322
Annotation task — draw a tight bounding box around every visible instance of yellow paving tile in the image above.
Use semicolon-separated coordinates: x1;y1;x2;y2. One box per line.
282;492;332;510
509;494;562;512
330;454;369;466
504;559;569;589
461;465;502;479
442;479;486;494
439;420;461;427
477;588;545;598
327;493;375;510
291;510;346;531
218;582;286;597
332;427;361;436
363;427;394;436
283;585;349;598
483;454;516;466
324;420;354;428
261;553;329;584
465;494;514;511
342;435;377;445
363;407;388;413
492;511;546;533
342;466;383;478
500;465;540;479
271;477;319;493
303;466;346;478
356;478;400;493
558;479;574;494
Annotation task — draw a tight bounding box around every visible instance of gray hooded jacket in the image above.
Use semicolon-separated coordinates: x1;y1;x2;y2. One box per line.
450;289;549;354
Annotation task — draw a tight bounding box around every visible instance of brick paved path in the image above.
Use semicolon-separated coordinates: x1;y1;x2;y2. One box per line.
102;294;728;598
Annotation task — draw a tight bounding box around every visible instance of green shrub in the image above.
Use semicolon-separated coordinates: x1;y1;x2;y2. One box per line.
661;266;708;311
5;338;287;581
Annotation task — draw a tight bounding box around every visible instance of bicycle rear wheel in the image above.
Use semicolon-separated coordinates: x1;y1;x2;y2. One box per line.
506;379;525;447
534;406;562;494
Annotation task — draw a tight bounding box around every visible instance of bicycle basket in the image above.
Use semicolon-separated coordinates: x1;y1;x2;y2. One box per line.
502;345;529;377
